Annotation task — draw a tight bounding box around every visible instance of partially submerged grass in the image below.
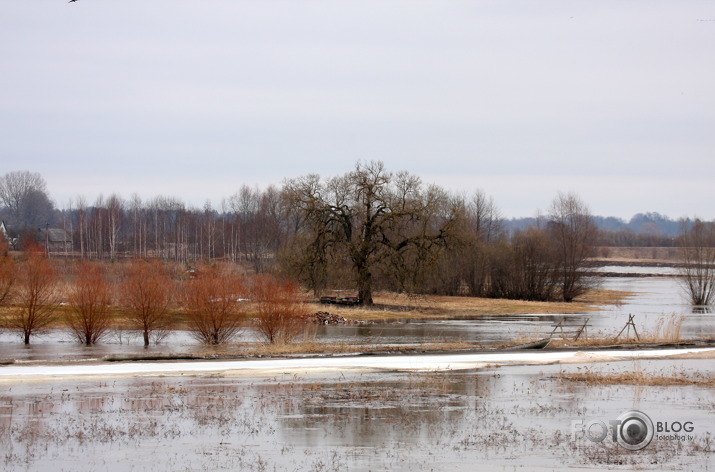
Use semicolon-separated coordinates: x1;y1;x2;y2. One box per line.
94;340;489;363
0;287;633;330
146;341;485;359
308;289;633;322
548;313;687;348
562;369;715;387
593;246;682;262
102;353;206;362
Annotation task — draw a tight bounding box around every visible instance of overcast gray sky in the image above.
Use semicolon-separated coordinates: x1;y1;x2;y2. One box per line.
1;1;714;219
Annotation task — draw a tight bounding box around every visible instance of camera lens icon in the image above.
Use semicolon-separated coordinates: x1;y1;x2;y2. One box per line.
616;410;654;450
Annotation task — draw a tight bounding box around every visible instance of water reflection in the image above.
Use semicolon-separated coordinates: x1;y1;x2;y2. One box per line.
3;361;713;471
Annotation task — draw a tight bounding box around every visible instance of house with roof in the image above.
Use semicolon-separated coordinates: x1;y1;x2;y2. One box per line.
37;226;72;255
0;220;17;249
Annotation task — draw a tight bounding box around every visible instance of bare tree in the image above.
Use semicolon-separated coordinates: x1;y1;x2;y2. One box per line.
183;264;247;344
466;190;503;243
252;275;307;344
18;188;56;229
75;196;88;259
0;235;14;305
679;219;715;306
129;194;146;258
511;226;558;301
426;190;504;297
67;262;113;345
548;192;597;302
7;246;59;344
120;259;175;346
106;194;123;260
0;171;50;226
228;185;286;272
283;161;460;305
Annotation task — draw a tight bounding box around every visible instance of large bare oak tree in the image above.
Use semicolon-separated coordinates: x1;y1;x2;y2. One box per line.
283;161;460;305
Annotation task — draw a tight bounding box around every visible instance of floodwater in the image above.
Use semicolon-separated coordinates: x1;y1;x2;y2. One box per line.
1;357;713;471
2;267;711;362
316;272;713;347
1;266;714;471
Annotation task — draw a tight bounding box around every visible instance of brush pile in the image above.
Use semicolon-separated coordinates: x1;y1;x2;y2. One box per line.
302;311;359;325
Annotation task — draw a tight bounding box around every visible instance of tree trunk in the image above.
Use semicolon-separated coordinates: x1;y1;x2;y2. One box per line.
357;266;373;306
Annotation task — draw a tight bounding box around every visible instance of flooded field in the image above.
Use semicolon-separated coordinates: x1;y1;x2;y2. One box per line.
1;269;714;471
1;357;713;471
1;269;712;362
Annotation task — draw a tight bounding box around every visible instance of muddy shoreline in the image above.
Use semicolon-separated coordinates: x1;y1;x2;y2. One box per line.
3;339;714;369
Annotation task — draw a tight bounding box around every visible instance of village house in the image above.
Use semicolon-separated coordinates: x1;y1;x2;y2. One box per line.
0;220;16;249
37;226;72;255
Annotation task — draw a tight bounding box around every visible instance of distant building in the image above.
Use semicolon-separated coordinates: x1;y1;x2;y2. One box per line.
0;220;17;249
37;226;72;254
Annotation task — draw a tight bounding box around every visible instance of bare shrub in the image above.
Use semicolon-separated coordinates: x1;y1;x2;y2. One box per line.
548;192;597;302
0;235;14;305
184;264;247;344
7;245;59;344
120;259;175;346
679;219;715;306
67;262;113;345
252;275;308;344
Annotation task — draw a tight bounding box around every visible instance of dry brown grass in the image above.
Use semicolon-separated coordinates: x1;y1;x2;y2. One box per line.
1;286;633;332
642;314;684;342
593;246;682;262
562;369;715;387
306;289;632;322
548;313;686;348
576;288;635;306
172;340;484;358
548;337;627;348
247;340;481;356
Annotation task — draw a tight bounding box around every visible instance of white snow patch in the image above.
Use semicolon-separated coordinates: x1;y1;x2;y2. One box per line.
1;348;714;383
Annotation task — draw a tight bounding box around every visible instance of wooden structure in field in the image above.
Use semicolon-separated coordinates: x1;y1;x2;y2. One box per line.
37;226;72;255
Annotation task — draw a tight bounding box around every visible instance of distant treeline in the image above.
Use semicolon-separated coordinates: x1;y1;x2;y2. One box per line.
505;213;682;247
0;167;697;306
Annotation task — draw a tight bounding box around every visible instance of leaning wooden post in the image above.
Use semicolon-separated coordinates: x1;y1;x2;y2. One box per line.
614;314;639;341
574;318;589;341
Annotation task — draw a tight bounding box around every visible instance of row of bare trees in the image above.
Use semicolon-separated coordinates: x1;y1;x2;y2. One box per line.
281;162;598;304
0;247;308;345
53;185;292;269
2;164;601;305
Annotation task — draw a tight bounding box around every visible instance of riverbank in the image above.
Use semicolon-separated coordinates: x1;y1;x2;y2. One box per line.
306;288;633;322
2;345;714;384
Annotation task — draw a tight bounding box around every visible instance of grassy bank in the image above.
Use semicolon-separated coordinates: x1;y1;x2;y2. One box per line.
306;288;634;322
562;369;715;386
0;287;634;328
